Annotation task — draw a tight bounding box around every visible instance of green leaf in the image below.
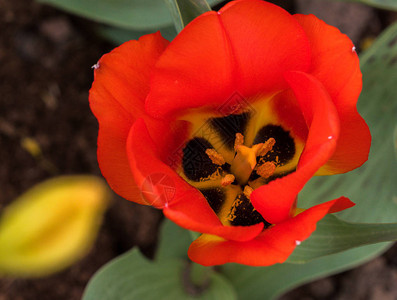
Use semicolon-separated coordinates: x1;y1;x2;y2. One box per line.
222;243;387;300
38;0;222;31
222;21;397;300
156;219;192;261
165;0;212;33
96;25;177;45
83;248;237;300
0;176;110;277
288;215;397;263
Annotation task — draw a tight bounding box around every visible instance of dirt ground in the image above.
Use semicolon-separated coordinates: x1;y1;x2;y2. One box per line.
0;0;396;299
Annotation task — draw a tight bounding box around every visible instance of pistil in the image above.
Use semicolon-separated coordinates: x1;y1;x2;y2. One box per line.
231;143;263;184
230;134;276;185
204;133;276;186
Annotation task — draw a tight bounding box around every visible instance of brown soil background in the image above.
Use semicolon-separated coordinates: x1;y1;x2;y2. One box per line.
0;0;396;299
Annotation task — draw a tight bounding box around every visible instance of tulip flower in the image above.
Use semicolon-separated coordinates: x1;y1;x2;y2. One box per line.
89;0;370;266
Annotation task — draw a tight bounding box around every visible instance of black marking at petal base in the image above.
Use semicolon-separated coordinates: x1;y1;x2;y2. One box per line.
209;112;251;149
230;193;271;227
260;168;296;185
200;188;225;214
253;125;295;164
182;138;218;181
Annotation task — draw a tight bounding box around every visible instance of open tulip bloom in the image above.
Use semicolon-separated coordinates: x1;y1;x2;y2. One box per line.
89;0;371;266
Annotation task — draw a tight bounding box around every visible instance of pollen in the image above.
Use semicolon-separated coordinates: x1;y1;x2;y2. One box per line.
205;149;225;166
227;195;242;221
234;133;244;151
200;167;222;182
257;137;276;156
256;161;276;178
221;174;235;186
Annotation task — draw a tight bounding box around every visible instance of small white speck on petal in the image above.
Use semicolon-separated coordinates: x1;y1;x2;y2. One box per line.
295;240;301;246
352;46;356;53
328;136;333;140
91;62;100;70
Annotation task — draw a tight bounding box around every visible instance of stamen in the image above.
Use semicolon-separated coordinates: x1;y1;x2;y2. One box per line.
257;138;276;157
234;133;244;151
243;185;254;199
256;162;276;178
221;174;235;186
205;149;225;166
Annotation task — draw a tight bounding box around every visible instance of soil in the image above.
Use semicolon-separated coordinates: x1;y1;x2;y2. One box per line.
0;0;396;299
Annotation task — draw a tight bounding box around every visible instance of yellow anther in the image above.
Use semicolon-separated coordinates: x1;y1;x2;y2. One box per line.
205;149;225;166
243;185;254;199
234;133;244;151
257;138;276;157
221;174;235;186
256;161;276;179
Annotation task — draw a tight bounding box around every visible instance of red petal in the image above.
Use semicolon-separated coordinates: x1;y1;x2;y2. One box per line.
188;197;354;266
271;89;309;142
89;32;169;204
251;71;340;224
127;119;264;241
294;14;371;175
145;0;311;119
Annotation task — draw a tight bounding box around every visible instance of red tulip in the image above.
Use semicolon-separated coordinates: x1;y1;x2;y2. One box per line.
89;0;370;266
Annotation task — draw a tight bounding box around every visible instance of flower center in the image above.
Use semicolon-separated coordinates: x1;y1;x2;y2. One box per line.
179;110;301;227
205;133;276;192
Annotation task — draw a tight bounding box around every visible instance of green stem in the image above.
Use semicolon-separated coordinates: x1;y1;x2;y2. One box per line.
183;261;213;296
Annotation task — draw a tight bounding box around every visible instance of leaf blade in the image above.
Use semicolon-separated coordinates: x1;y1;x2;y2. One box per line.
83;248;237;300
38;0;222;31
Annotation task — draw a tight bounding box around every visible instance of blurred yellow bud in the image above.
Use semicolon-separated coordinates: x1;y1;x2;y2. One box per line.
0;176;110;277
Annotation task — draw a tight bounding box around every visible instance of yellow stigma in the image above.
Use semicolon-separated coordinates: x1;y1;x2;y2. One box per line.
230;133;276;185
231;143;263;184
